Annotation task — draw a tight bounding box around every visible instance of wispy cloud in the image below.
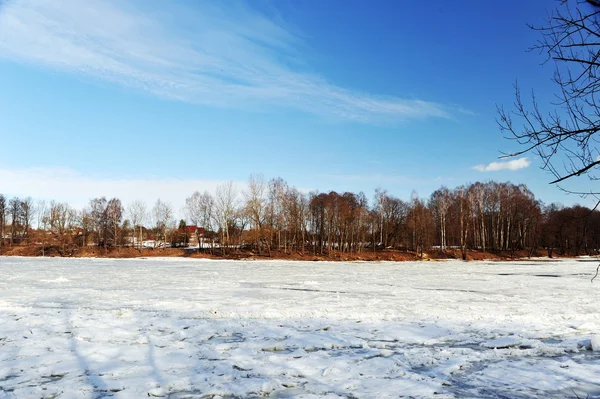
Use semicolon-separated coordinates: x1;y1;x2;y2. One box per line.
473;157;531;172
0;0;456;123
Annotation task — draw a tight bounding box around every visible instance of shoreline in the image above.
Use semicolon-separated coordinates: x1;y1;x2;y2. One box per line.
0;245;585;262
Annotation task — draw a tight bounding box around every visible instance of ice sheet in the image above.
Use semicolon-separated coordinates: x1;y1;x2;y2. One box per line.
0;256;599;398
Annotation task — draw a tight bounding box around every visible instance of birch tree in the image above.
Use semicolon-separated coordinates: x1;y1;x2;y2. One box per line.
127;200;147;249
185;190;213;250
106;198;123;246
244;174;267;254
214;181;238;252
152;199;172;248
0;195;5;247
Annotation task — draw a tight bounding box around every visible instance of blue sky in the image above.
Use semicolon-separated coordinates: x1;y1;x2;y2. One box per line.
0;0;594;211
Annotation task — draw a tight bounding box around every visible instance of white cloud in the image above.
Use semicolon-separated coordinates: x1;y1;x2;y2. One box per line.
0;166;244;217
473;157;531;172
0;0;456;123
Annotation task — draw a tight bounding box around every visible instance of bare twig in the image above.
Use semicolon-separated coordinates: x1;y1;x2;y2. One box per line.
592;263;600;283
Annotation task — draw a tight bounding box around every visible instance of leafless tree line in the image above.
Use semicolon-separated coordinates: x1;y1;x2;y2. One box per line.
1;178;600;257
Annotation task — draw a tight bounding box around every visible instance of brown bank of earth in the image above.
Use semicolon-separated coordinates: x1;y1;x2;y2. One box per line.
0;244;552;262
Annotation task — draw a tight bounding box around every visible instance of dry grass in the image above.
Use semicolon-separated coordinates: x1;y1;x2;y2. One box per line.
0;244;553;262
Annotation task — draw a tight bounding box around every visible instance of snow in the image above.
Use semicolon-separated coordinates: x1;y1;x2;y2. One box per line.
592;335;600;352
480;336;521;349
0;256;599;398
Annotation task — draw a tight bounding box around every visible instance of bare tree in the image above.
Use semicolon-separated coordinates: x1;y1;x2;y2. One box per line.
499;0;600;197
89;197;108;247
127;200;147;250
19;197;34;243
214;181;238;253
374;188;387;246
186;191;204;229
77;209;93;248
185;191;214;251
8;197;21;245
0;194;5;247
106;198;123;247
36;200;47;255
409;192;434;258
152;199;172;248
455;187;472;260
429;187;451;251
0;178;585;259
268;177;288;251
47;201;75;252
282;186;306;254
244;174;267;254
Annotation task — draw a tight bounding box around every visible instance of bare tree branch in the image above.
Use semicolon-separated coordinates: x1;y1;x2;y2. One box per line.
499;0;600;196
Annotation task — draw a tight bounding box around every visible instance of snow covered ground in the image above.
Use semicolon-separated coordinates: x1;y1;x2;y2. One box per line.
0;256;599;398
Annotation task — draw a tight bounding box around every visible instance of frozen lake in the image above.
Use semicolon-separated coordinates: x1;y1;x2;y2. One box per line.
0;256;599;398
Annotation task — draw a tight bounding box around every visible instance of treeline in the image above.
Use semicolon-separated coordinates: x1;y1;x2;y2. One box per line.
1;176;599;258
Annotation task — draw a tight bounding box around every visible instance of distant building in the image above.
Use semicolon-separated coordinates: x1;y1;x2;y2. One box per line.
181;226;205;246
